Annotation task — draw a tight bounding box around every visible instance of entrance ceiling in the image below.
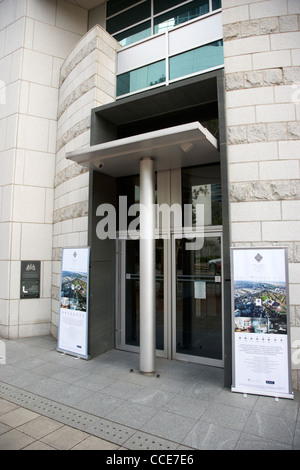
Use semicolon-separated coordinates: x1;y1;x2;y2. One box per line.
66;0;105;9
67;121;220;178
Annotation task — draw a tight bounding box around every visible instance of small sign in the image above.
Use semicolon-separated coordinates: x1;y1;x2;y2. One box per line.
20;261;40;299
194;280;206;299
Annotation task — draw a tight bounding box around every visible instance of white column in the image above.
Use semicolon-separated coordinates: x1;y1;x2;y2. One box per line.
139;157;156;374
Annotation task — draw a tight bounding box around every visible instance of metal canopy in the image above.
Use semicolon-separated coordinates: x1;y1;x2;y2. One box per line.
66;121;219;178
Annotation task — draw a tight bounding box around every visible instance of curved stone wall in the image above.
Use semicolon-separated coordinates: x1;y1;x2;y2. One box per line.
51;25;120;337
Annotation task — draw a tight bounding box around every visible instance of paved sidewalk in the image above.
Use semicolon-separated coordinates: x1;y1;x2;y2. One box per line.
0;397;126;450
0;336;299;450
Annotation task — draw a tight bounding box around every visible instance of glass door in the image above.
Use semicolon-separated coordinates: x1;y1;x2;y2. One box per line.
172;232;223;366
116;237;166;355
116;232;223;367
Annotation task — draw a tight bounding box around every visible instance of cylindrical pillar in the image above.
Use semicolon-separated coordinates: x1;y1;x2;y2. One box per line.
139;157;156;374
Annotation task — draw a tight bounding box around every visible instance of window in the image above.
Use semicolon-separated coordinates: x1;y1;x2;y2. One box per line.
169;40;223;81
106;0;222;46
154;0;209;34
117;60;166;96
182;164;222;227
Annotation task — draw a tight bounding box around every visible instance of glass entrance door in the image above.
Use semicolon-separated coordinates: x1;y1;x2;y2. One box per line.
173;232;223;366
116;233;223;366
116;238;165;355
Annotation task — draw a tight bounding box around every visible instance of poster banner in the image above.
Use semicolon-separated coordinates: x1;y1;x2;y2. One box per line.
231;247;294;399
57;248;90;359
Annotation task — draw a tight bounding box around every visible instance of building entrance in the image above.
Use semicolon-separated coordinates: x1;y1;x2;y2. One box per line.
116;232;223;367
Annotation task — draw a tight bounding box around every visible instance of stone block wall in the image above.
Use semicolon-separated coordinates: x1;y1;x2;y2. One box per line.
51;25;121;337
0;0;86;338
223;0;300;390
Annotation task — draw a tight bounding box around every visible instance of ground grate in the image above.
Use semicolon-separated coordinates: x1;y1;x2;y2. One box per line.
124;431;180;450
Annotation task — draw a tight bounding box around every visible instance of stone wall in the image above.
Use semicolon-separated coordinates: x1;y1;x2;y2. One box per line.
51;25;121;337
0;0;86;338
223;0;300;390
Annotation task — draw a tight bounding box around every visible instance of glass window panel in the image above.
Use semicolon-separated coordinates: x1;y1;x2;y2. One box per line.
169;40;223;80
107;0;151;35
114;21;151;46
153;0;185;15
107;0;142;17
182;164;222;226
117;60;166;96
154;0;209;34
212;0;222;10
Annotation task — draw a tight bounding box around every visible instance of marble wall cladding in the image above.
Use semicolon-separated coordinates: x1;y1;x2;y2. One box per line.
223;0;300;390
51;24;120;337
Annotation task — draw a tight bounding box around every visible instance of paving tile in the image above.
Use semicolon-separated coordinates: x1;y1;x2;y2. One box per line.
41;425;89;450
235;432;292;450
1;337;300;451
0;407;39;428
23;440;56;450
17;415;64;439
200;402;250;431
0;429;35;450
71;435;120;450
75;391;124;416
215;389;258;410
0;422;11;436
130;387;177;409
73;372;113;391
253;394;299;420
243;410;296;446
106;401;158;429
141;410;196;443
0;398;19;416
293;421;300;449
183;421;240;450
162;395;210;419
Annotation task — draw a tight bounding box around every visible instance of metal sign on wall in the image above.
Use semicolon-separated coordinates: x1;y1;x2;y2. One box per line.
57;248;90;359
231;247;294;400
20;261;40;299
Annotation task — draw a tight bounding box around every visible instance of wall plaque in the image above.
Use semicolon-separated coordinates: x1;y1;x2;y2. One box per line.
20;261;40;299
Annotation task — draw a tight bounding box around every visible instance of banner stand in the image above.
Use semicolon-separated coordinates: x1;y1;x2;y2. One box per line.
231;247;294;400
57;248;90;360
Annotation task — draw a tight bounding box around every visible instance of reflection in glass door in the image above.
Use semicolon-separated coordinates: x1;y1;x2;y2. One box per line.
173;233;223;366
117;238;165;353
117;233;223;367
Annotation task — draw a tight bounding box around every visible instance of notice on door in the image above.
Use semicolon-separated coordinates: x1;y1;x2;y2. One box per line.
57;248;90;359
194;280;206;299
231;247;293;399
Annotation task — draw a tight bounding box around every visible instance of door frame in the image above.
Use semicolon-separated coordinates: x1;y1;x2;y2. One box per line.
171;228;224;367
115;232;169;358
115;228;224;367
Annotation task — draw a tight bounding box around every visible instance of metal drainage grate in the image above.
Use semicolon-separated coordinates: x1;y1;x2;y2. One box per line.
85;419;135;446
0;382;68;419
57;408;100;432
124;431;179;450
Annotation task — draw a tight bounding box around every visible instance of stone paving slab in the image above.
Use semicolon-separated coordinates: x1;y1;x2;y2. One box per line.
0;336;299;451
